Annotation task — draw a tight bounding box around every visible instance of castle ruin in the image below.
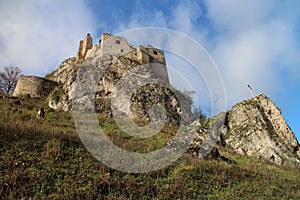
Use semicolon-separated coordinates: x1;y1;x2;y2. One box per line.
75;33;93;62
13;76;58;98
13;33;171;113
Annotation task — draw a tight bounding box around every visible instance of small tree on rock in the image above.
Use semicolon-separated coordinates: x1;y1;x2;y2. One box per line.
0;66;22;94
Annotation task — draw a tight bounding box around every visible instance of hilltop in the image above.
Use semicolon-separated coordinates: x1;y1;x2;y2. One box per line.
14;33;190;125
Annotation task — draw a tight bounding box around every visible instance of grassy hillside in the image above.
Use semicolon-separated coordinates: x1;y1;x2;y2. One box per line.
0;95;299;199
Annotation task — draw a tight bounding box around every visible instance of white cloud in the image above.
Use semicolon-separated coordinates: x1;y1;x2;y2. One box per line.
111;0;300;113
112;0;216;112
205;0;276;34
2;0;298;114
170;1;201;33
112;9;168;33
170;0;209;46
206;0;300;104
0;0;97;76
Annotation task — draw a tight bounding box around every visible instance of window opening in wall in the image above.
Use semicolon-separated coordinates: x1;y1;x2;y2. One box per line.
116;40;120;44
153;50;158;55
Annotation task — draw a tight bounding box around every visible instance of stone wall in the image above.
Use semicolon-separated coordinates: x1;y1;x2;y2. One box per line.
13;76;59;98
99;33;135;57
136;45;166;65
76;33;93;62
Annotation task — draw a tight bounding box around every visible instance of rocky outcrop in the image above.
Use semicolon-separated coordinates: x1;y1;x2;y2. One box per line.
13;76;58;98
191;94;300;165
46;57;79;111
46;33;187;124
224;94;300;165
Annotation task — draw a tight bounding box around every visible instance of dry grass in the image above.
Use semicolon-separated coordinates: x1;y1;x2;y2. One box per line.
0;96;300;199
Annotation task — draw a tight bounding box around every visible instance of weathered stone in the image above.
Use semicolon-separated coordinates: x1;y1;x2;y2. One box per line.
191;94;300;165
48;92;70;112
46;58;79;111
13;76;59;98
46;33;178;122
76;33;93;62
224;94;300;165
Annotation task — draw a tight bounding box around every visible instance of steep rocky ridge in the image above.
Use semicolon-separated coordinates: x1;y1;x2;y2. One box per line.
225;94;300;165
191;94;300;165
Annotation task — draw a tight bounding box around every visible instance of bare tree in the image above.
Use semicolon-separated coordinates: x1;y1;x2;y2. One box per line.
0;66;22;94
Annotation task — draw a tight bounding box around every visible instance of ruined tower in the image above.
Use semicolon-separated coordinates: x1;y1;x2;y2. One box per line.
76;33;93;62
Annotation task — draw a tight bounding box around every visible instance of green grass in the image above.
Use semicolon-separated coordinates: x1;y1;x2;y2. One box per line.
0;96;300;199
97;115;178;153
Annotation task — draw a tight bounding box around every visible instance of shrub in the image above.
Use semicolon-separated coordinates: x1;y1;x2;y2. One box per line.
51;89;65;103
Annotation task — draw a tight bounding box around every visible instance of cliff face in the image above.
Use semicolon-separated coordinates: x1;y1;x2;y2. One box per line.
191;94;300;165
224;94;300;165
46;33;189;124
46;57;79;111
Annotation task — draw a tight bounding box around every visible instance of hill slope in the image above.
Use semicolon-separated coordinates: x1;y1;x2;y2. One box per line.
1;96;300;199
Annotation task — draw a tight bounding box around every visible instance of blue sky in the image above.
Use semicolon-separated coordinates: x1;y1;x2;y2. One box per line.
0;0;299;139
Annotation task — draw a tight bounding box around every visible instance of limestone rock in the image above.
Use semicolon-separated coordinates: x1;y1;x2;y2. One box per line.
46;33;178;122
47;88;70;112
46;57;79;111
224;94;300;165
192;94;300;165
189;111;227;158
